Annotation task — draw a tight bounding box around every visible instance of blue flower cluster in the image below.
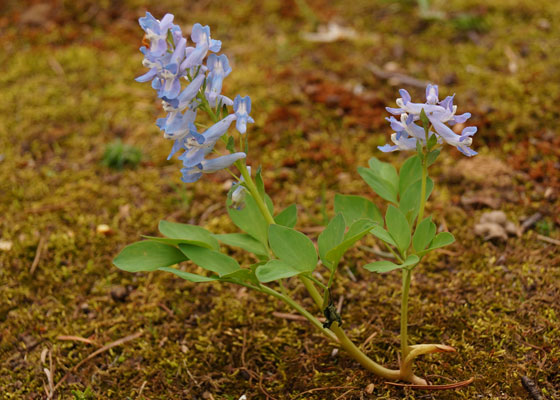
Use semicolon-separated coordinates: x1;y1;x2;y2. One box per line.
136;12;254;182
380;85;477;157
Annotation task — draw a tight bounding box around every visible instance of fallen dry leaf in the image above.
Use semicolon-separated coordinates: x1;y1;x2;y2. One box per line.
474;211;520;241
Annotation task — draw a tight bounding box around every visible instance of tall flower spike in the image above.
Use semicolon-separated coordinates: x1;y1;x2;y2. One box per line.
136;14;253;183
233;95;255;134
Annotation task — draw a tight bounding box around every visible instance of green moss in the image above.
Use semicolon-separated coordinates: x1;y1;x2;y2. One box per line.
1;0;559;398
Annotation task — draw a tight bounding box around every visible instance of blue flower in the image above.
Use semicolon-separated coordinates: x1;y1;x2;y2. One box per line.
381;85;477;156
138;12;175;57
151;38;187;99
181;153;246;183
174;115;237;165
205;54;232;105
161;71;205;110
427;118;478;157
181;23;222;70
378;131;418;153
233;95;255;134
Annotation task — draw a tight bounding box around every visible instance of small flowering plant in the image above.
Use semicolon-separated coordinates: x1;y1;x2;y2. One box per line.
114;12;477;387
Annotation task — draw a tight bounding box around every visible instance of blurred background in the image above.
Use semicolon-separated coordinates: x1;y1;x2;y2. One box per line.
1;0;559;398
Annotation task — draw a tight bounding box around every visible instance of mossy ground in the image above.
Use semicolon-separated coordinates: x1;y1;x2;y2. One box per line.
1;0;559;398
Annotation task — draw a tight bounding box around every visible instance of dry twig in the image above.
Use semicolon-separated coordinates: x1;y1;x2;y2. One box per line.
521;376;543;400
367;64;430;88
56;335;100;347
30;236;47;275
536;234;560;246
50;331;143;398
385;377;474;390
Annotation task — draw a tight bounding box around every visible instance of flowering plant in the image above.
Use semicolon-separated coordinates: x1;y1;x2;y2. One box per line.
114;12;477;387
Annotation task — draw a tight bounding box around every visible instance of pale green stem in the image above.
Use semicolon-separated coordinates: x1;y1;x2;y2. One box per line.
400;268;412;361
259;285;337;342
301;275;425;383
330;323;403;381
400;154;428;379
417;157;428;225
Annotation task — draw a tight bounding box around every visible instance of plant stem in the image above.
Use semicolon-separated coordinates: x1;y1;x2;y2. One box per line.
236;161;275;225
400;268;412;360
259;285;337;342
330;323;403;381
300;274;426;383
417;157;428;224
400;154;428;379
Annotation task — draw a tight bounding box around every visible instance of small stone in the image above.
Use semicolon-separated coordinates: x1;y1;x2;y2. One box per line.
97;224;114;236
0;240;12;251
365;383;374;394
80;302;91;314
110;286;129;302
479;210;507;225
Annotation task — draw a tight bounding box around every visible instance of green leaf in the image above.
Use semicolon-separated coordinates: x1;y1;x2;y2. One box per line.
275;204;298;228
334;194;383;226
417;232;455;256
430;232;455;249
325;219;376;263
255;167;265;200
256;259;309;283
416;140;424;158
158;267;217;282
419;108;430;136
427;133;438;150
141;236;196;246
268;225;317;271
385;205;411;254
318;213;345;270
227;193;269;246
265;194;274;215
363;254;419;273
399;177;434;225
426;149;441;167
358;167;398;204
226;135;235;152
412;217;436;253
368;157;399;185
398;155;422;196
369;225;397;247
178;244;240;276
220;268;258;285
114;241;187;272
158;220;219;250
213;233;268;257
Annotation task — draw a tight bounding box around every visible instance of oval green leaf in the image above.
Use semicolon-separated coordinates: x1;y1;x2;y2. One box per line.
113;241;187;272
268;225;317;271
178;244;240;276
158;220;219;250
385;205;411;254
334;194;383;226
